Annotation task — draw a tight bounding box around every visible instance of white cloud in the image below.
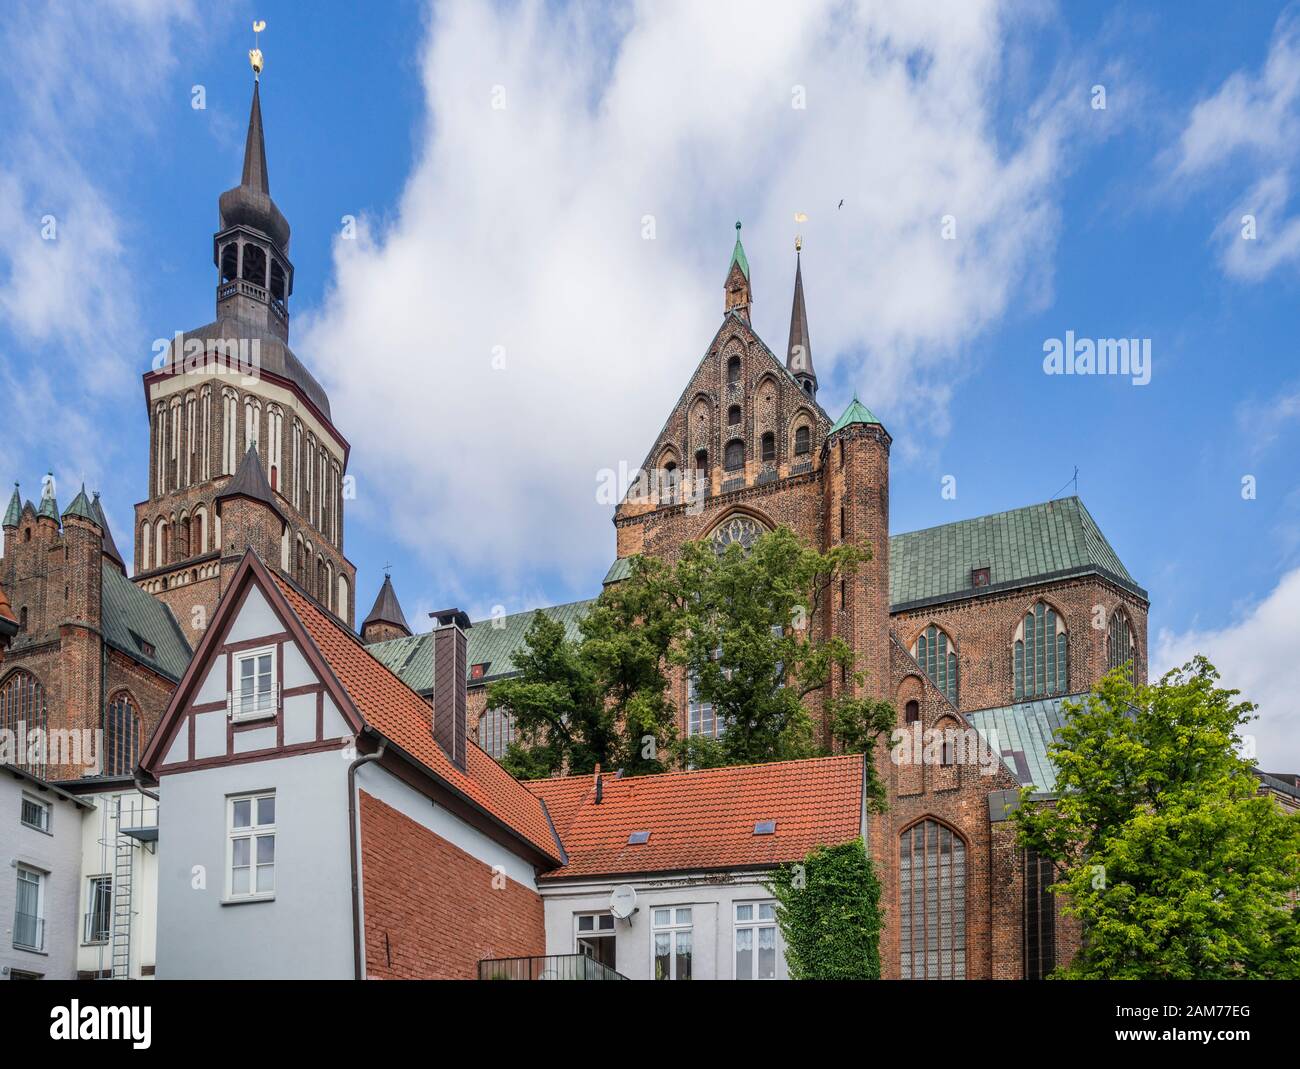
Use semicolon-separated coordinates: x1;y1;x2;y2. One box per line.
1173;8;1300;279
0;0;198;510
303;0;1083;603
1155;567;1300;772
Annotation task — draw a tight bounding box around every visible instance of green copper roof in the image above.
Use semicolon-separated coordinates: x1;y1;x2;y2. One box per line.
3;485;20;527
37;476;58;521
367;598;596;694
101;564;193;681
729;221;750;280
603;557;633;585
966;694;1082;792
889;496;1143;609
828;394;880;435
62;484;97;523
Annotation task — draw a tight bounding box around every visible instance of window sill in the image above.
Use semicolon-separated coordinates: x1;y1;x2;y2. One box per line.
12;945;48;956
231;709;277;725
19;823;53;837
221;894;275;906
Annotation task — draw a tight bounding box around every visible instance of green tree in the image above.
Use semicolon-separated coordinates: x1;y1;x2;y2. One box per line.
766;838;881;979
1014;656;1300;979
490;556;680;778
671;526;890;778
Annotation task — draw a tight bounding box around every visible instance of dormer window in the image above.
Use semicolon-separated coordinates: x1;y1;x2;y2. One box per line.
971;567;990;588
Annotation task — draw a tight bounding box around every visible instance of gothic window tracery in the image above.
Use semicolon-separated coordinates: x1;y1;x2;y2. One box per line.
710;514;767;555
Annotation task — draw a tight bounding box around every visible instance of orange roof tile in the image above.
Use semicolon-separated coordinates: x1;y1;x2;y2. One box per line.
525;754;865;879
0;586;14;624
272;574;561;862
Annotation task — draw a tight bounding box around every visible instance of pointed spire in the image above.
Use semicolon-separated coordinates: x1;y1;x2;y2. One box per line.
786;240;817;397
724;221;753;321
216;446;283;520
62;483;98;524
828;392;882;436
91;492;125;571
37;473;58;521
729;220;750;281
362;574;411;638
3;483;20;528
241;79;270;196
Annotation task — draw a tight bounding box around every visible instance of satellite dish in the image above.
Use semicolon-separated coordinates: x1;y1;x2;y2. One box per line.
609;884;637;920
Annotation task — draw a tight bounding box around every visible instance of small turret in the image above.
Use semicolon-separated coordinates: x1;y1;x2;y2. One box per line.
361;573;412;644
724;221;752;323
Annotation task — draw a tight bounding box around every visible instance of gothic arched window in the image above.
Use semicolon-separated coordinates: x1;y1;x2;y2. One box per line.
103;692;141;777
727;404;741;426
724;438;744;472
912;624;958;704
726;354;741;385
1107;611;1134;682
1;671;47;777
477;706;516;760
337;574;349;621
900;819;967;979
761;432;775;462
694;449;708;471
794;425;810;456
905;699;920;723
1014;602;1068;700
219;243;238;284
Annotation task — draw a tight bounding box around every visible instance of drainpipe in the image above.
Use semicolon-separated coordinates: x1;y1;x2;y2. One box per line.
348;735;387;980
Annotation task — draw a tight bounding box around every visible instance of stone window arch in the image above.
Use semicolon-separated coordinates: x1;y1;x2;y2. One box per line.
899;818;967;979
726;354;741;385
905;699;920;723
155;519;169;568
337;574;350;621
0;670;47;777
221;388;239;475
912;624;958;704
141;521;152;571
1014;601;1068;700
103;691;141;777
179;512;192;558
793;424;811;456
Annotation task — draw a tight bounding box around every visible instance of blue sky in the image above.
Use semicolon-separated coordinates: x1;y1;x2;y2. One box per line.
3;1;1300;762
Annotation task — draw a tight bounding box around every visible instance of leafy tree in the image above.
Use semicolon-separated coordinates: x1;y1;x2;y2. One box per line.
1014;656;1300;979
767;838;881;979
671;527;891;783
491;556;679;778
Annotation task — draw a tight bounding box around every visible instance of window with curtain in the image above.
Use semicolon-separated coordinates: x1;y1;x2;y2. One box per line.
899;820;966;979
1013;602;1068;700
913;624;958;704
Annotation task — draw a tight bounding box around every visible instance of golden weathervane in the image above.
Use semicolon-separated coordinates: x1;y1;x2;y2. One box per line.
249;19;266;79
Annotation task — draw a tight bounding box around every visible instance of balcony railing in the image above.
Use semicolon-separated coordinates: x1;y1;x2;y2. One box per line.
478;953;627;980
13;913;44;952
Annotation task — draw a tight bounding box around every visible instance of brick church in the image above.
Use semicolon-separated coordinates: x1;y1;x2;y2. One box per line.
1;73;1153;979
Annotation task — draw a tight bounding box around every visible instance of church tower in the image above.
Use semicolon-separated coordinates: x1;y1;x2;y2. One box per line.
135;56;356;641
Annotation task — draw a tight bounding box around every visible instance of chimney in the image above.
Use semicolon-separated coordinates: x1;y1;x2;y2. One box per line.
430;608;471;771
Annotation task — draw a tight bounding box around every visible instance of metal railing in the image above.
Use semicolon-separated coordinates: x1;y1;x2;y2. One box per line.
478;953;627;980
13;912;44;952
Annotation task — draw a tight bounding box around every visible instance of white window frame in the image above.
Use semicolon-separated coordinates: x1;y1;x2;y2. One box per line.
13;865;45;952
84;874;112;945
734;899;779;980
231;645;278;722
650;906;693;980
19;792;51;834
225;791;276;902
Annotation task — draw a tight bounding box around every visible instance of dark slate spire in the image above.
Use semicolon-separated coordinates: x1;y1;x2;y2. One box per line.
786;241;817;398
218;79;291;252
241;79;270;196
91;492;125;571
3;483;20;528
363;574;411;637
217;446;283;519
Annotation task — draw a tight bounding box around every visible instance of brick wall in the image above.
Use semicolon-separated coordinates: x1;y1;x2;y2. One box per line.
359;791;544;979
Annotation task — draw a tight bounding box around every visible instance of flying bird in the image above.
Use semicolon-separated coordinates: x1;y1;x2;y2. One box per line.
837;199;844;209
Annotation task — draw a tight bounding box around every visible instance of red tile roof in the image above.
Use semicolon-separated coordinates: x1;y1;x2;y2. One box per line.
525;754;865;879
0;586;14;624
271;574;561;862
